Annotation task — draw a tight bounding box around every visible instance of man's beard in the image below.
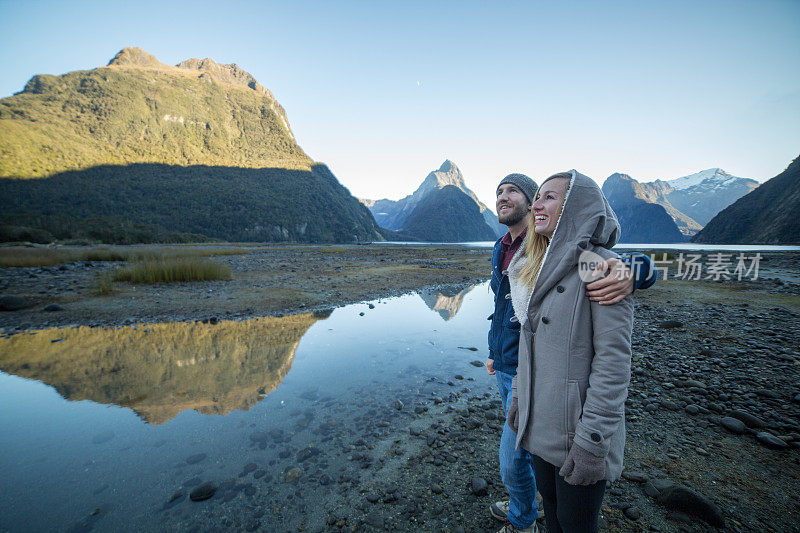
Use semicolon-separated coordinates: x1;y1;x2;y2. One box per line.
498;205;527;227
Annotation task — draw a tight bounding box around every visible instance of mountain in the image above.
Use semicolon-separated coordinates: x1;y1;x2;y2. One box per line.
0;47;383;243
399;185;498;242
362;160;504;240
602;173;693;242
692;156;800;244
664;169;759;225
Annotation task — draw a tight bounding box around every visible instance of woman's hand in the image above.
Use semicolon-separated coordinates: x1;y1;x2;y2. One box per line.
506;396;519;433
485;358;495;375
559;442;605;485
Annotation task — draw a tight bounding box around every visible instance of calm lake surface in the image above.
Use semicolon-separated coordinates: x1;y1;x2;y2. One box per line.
379;241;800;251
0;283;494;532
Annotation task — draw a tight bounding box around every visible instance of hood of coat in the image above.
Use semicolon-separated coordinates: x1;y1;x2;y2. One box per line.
527;169;620;314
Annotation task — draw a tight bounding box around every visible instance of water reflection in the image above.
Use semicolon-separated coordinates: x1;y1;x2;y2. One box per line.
0;283;493;533
0;313;324;424
0;287;477;423
418;285;475;321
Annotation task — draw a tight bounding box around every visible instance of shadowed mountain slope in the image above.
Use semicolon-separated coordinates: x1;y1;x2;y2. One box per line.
692;156;800;244
0;163;383;243
602;173;689;243
400;185;497;242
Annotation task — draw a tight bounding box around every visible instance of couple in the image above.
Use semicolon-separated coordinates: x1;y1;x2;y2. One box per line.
486;171;656;533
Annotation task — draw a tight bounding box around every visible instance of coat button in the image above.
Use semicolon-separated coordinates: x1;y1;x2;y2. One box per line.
501;270;509;276
541;317;549;324
510;316;519;323
557;285;565;293
505;294;511;300
591;432;601;443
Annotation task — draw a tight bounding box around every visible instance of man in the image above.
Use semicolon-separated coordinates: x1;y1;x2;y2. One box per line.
487;173;656;533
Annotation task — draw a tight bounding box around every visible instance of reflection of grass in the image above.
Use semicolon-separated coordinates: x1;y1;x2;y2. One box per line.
114;258;231;284
0;246;248;267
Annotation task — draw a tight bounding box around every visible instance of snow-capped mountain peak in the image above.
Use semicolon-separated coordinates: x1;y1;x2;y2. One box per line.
667;168;739;191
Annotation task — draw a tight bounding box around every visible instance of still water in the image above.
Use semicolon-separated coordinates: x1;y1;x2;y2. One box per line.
379;241;800;251
0;284;494;532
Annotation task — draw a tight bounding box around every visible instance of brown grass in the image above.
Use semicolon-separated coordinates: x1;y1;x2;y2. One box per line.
113;257;231;284
0;246;248;268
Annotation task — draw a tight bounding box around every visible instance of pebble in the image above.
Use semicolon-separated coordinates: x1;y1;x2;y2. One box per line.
622;471;648;483
297;447;318;462
284;467;303;483
655;482;725;527
719;417;746;434
394;400;404;411
624;506;641;520
471;476;488;496
756;432;788;449
189;482;217;502
729;409;766;429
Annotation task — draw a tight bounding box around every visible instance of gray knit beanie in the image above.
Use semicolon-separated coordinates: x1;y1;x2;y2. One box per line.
497;173;538;204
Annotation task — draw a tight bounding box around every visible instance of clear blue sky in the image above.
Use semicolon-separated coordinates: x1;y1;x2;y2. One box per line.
1;0;798;208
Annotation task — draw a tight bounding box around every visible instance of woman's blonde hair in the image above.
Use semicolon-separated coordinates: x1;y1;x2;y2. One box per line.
518;173;571;289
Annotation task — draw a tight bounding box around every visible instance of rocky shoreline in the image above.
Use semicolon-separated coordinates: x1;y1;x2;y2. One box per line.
0;244;491;332
2;246;799;532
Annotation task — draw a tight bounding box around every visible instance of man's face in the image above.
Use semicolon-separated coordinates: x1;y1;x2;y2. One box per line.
496;183;531;227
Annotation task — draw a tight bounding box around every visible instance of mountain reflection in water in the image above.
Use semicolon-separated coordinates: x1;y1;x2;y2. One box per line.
0;313;324;424
0;286;478;424
418;285;475;321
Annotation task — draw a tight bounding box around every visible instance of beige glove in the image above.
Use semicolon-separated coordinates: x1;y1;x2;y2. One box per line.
559;442;605;485
506;396;519;433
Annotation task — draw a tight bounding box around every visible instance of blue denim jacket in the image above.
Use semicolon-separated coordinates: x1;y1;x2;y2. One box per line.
487;237;655;376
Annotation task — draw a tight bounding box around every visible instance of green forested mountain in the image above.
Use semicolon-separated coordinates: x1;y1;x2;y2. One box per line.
0;47;383;243
692;155;800;244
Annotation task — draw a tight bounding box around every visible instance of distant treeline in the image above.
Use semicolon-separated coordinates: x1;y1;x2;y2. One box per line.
0;163;384;244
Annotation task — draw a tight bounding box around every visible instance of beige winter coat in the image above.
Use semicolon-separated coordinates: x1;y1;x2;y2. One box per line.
509;170;633;482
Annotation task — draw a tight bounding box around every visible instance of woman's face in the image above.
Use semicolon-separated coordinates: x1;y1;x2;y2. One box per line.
532;177;569;239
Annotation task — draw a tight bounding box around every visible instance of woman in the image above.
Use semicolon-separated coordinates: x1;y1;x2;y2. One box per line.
505;170;633;533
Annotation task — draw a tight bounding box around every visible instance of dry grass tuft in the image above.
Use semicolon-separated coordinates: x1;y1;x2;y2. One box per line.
0;246;248;268
113;258;231;284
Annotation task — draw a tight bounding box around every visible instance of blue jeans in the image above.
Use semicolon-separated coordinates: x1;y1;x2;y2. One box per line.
496;370;539;528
